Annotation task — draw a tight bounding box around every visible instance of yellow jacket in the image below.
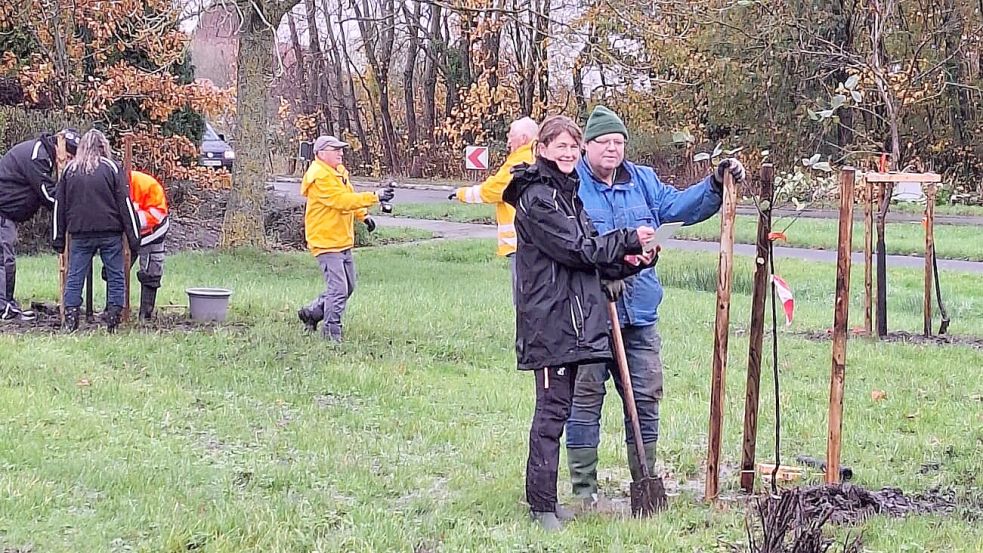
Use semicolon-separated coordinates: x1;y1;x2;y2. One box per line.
455;142;534;256
301;160;377;255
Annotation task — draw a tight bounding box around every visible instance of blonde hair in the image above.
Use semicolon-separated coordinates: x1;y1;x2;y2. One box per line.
536;115;583;151
67;129;112;175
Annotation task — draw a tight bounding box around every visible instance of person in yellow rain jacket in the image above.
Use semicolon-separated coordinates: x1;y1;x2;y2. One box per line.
450;117;537;300
297;135;394;342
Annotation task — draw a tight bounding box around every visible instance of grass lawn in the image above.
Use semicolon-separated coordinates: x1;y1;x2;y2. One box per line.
392;202;983;261
2;240;982;552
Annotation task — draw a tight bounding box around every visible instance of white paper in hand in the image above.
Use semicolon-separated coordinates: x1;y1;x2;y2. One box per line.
643;222;684;253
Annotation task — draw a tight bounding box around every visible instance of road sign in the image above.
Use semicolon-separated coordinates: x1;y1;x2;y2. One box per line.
465;146;489;171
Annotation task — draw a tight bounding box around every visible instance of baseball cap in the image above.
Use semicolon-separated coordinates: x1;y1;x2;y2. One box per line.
60;128;80;154
312;135;349;153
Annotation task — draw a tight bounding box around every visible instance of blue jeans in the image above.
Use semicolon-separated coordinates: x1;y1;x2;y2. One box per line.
565;324;664;448
64;235;125;308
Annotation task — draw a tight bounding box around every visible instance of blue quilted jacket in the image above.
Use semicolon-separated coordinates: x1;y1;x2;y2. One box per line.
577;159;722;326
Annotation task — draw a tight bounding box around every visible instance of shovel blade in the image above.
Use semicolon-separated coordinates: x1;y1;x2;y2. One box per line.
630;476;668;517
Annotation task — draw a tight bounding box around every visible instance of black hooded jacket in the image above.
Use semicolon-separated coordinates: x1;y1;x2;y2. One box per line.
0;135;58;222
503;158;645;370
52;157;141;251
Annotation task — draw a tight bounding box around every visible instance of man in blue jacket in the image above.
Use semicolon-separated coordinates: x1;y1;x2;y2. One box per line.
565;106;746;509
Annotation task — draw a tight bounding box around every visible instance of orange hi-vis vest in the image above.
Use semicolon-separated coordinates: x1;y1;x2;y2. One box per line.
454;143;534;256
130;170;169;246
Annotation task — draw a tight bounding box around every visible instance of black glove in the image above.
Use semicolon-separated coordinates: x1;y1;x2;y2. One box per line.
601;279;625;302
364;217;376;233
712;158;747;191
375;187;395;202
448;192;457;201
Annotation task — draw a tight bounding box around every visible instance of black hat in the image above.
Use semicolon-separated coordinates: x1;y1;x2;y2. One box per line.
60;128;80;155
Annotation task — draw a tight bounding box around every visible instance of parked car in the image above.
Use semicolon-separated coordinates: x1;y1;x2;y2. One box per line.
199;121;234;170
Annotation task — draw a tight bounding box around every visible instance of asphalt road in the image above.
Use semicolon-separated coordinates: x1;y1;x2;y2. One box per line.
268;178;983;273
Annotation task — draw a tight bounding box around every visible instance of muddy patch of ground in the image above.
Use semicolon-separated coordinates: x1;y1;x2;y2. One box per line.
788;484;965;525
796;329;983;349
0;302;248;336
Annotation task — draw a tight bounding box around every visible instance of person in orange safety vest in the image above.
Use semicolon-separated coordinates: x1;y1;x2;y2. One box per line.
128;169;169;320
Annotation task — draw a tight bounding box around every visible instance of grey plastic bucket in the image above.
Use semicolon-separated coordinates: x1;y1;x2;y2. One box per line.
186;287;233;322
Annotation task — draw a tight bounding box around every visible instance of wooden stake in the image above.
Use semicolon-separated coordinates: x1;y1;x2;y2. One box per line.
55;134;68;324
122;135;133;322
863;178;874;335
706;172;737;502
85;265;94;319
924;184;936;337
740;164;773;493
826;167;856;484
875;183;891;338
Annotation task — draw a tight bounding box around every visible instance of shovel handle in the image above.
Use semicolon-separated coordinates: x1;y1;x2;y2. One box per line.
607;301;651;480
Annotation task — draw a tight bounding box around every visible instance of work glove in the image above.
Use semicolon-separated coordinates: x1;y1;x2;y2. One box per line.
375;187;395;202
448;192;458;201
52;239;65;253
712;158;747;192
601;279;625;302
364;217;377;233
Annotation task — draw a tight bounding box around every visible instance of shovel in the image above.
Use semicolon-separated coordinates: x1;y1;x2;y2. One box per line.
607;301;668;516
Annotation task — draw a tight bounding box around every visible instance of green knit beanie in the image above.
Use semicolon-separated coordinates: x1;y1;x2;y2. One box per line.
584;105;629;143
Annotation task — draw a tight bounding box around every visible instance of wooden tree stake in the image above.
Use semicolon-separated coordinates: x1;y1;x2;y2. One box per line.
706;172;737;501
122;135;133;322
826;167;856;484
863;178;874;335
55;134;68;324
924;184;936;336
740;164;773;493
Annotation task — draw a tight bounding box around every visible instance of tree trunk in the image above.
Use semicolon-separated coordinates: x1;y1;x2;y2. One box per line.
303;0;335;135
420;2;443;143
223;2;295;248
286;12;311;118
942;0;971;147
443;13;459;120
534;0;550;111
336;4;371;167
353;0;399;172
402;0;423;176
482;2;504;133
322;0;352;137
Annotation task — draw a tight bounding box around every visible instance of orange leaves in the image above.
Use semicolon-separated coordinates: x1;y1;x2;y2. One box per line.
0;0;232;188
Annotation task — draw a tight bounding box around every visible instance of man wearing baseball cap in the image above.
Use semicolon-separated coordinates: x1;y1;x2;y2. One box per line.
0;128;79;322
297;135;394;341
564;106;746;511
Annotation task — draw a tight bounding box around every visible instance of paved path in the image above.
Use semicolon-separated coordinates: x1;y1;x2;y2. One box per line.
269;177;983;226
268;180;983;273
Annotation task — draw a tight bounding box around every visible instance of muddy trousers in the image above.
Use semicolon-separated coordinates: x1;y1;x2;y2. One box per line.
526;364;579;513
0;216;17;311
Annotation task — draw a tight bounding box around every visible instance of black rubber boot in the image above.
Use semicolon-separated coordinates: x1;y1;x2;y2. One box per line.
529;511;563;532
63;306;80;333
105;305;122;333
139;285;157;321
297;307;321;332
627;441;658;482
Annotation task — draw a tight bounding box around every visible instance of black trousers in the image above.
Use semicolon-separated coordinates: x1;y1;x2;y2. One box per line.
525;364;579;512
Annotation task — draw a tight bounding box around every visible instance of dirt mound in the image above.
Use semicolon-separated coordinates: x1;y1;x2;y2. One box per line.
791;484;957;525
797;329;983;349
161;182;308;252
0;301;248;336
743;484;976;553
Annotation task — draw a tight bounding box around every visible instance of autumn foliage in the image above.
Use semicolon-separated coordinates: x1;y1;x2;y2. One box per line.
0;0;231;186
